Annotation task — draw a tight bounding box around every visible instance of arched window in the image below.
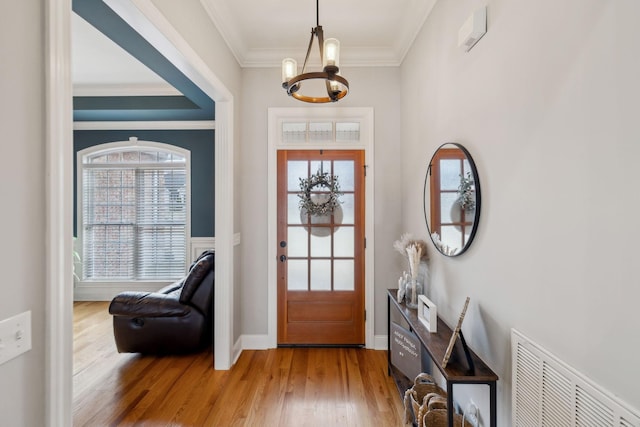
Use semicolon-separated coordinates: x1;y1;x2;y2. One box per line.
78;141;190;281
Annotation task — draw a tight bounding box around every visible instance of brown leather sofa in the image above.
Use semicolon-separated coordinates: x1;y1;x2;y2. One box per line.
108;251;214;354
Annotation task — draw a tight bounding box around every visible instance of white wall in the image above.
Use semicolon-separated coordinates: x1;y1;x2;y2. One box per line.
239;66;404;337
0;1;46;426
401;0;640;423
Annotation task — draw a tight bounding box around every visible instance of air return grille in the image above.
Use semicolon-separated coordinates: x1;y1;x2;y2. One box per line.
512;329;640;426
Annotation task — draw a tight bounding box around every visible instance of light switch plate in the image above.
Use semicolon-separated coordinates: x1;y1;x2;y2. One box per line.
0;311;32;366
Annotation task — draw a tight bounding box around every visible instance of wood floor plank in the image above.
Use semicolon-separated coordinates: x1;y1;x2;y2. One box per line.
73;302;404;426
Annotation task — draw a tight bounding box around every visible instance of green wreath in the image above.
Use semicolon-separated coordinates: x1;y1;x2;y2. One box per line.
457;172;476;211
298;171;343;216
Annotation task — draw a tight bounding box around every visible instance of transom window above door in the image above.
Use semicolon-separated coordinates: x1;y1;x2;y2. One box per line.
281;121;361;144
78;141;190;282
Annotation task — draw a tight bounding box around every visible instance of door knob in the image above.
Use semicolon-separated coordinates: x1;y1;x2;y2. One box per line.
280;241;287;248
279;255;287;262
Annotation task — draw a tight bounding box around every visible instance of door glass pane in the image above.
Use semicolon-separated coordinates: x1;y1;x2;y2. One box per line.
333;161;354;191
287;260;308;290
333;226;354;258
311;233;331;257
289;194;304;225
440;192;459;224
440;159;461;190
288;161;307;191
339;194;354;224
308;209;331;225
287;227;308;257
334;260;354;290
464;224;472;243
310;260;331;290
441;225;462;255
310;160;331;177
463;159;471;177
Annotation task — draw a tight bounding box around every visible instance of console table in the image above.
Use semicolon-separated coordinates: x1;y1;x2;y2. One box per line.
387;290;498;427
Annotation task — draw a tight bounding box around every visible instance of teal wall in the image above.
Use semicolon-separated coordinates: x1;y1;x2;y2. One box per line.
73;129;215;237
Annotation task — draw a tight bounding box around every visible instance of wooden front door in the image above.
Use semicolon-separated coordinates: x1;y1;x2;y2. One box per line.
277;149;365;345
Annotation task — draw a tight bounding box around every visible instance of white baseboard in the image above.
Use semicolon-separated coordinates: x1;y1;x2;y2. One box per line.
232;336;243;365
374;335;388;350
241;334;271;350
237;335;388;351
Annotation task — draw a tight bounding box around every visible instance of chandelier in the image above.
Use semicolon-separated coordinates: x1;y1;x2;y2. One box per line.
281;0;349;103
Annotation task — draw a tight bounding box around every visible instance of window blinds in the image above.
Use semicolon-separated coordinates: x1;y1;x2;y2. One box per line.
81;148;187;280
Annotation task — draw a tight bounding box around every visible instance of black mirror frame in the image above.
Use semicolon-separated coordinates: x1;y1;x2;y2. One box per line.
423;143;481;257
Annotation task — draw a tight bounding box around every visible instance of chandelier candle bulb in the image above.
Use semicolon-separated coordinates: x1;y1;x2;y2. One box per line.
282;58;298;84
329;78;340;93
323;38;340;68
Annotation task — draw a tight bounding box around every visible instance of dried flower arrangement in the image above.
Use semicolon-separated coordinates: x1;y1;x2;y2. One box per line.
394;233;429;306
430;232;458;256
393;233;429;268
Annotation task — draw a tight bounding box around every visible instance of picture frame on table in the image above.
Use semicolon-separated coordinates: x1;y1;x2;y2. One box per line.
442;296;471;368
417;295;437;333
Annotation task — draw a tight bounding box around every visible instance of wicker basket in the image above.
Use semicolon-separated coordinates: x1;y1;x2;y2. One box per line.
403;373;447;426
403;373;474;427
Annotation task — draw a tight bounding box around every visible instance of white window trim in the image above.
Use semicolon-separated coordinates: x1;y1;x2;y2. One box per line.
76;139;191;287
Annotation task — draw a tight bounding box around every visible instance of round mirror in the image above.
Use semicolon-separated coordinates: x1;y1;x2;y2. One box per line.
423;143;481;256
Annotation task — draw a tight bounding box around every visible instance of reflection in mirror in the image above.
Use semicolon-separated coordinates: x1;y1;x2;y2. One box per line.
423;143;481;256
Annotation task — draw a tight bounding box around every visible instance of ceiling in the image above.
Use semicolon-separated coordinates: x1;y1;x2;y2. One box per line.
72;12;176;95
72;0;437;93
200;0;437;67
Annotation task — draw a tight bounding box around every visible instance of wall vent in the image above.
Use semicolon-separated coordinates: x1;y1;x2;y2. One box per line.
512;329;640;426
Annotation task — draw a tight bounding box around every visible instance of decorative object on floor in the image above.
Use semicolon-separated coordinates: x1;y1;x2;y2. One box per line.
108;251;214;354
281;0;349;103
393;233;429;308
442;296;471;368
423;143;481;257
402;373;447;427
298;168;342;216
417;295;437;333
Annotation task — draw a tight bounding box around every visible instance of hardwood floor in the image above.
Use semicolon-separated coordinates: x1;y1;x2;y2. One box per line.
73;302;405;426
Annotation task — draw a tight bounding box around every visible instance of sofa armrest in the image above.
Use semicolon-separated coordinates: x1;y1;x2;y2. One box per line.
109;292;191;317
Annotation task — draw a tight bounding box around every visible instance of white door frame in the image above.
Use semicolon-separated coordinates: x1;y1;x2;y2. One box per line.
267;107;375;348
46;1;235;425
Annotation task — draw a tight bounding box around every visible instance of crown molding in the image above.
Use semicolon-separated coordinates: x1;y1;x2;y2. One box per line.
199;0;247;66
240;46;404;68
199;0;436;69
